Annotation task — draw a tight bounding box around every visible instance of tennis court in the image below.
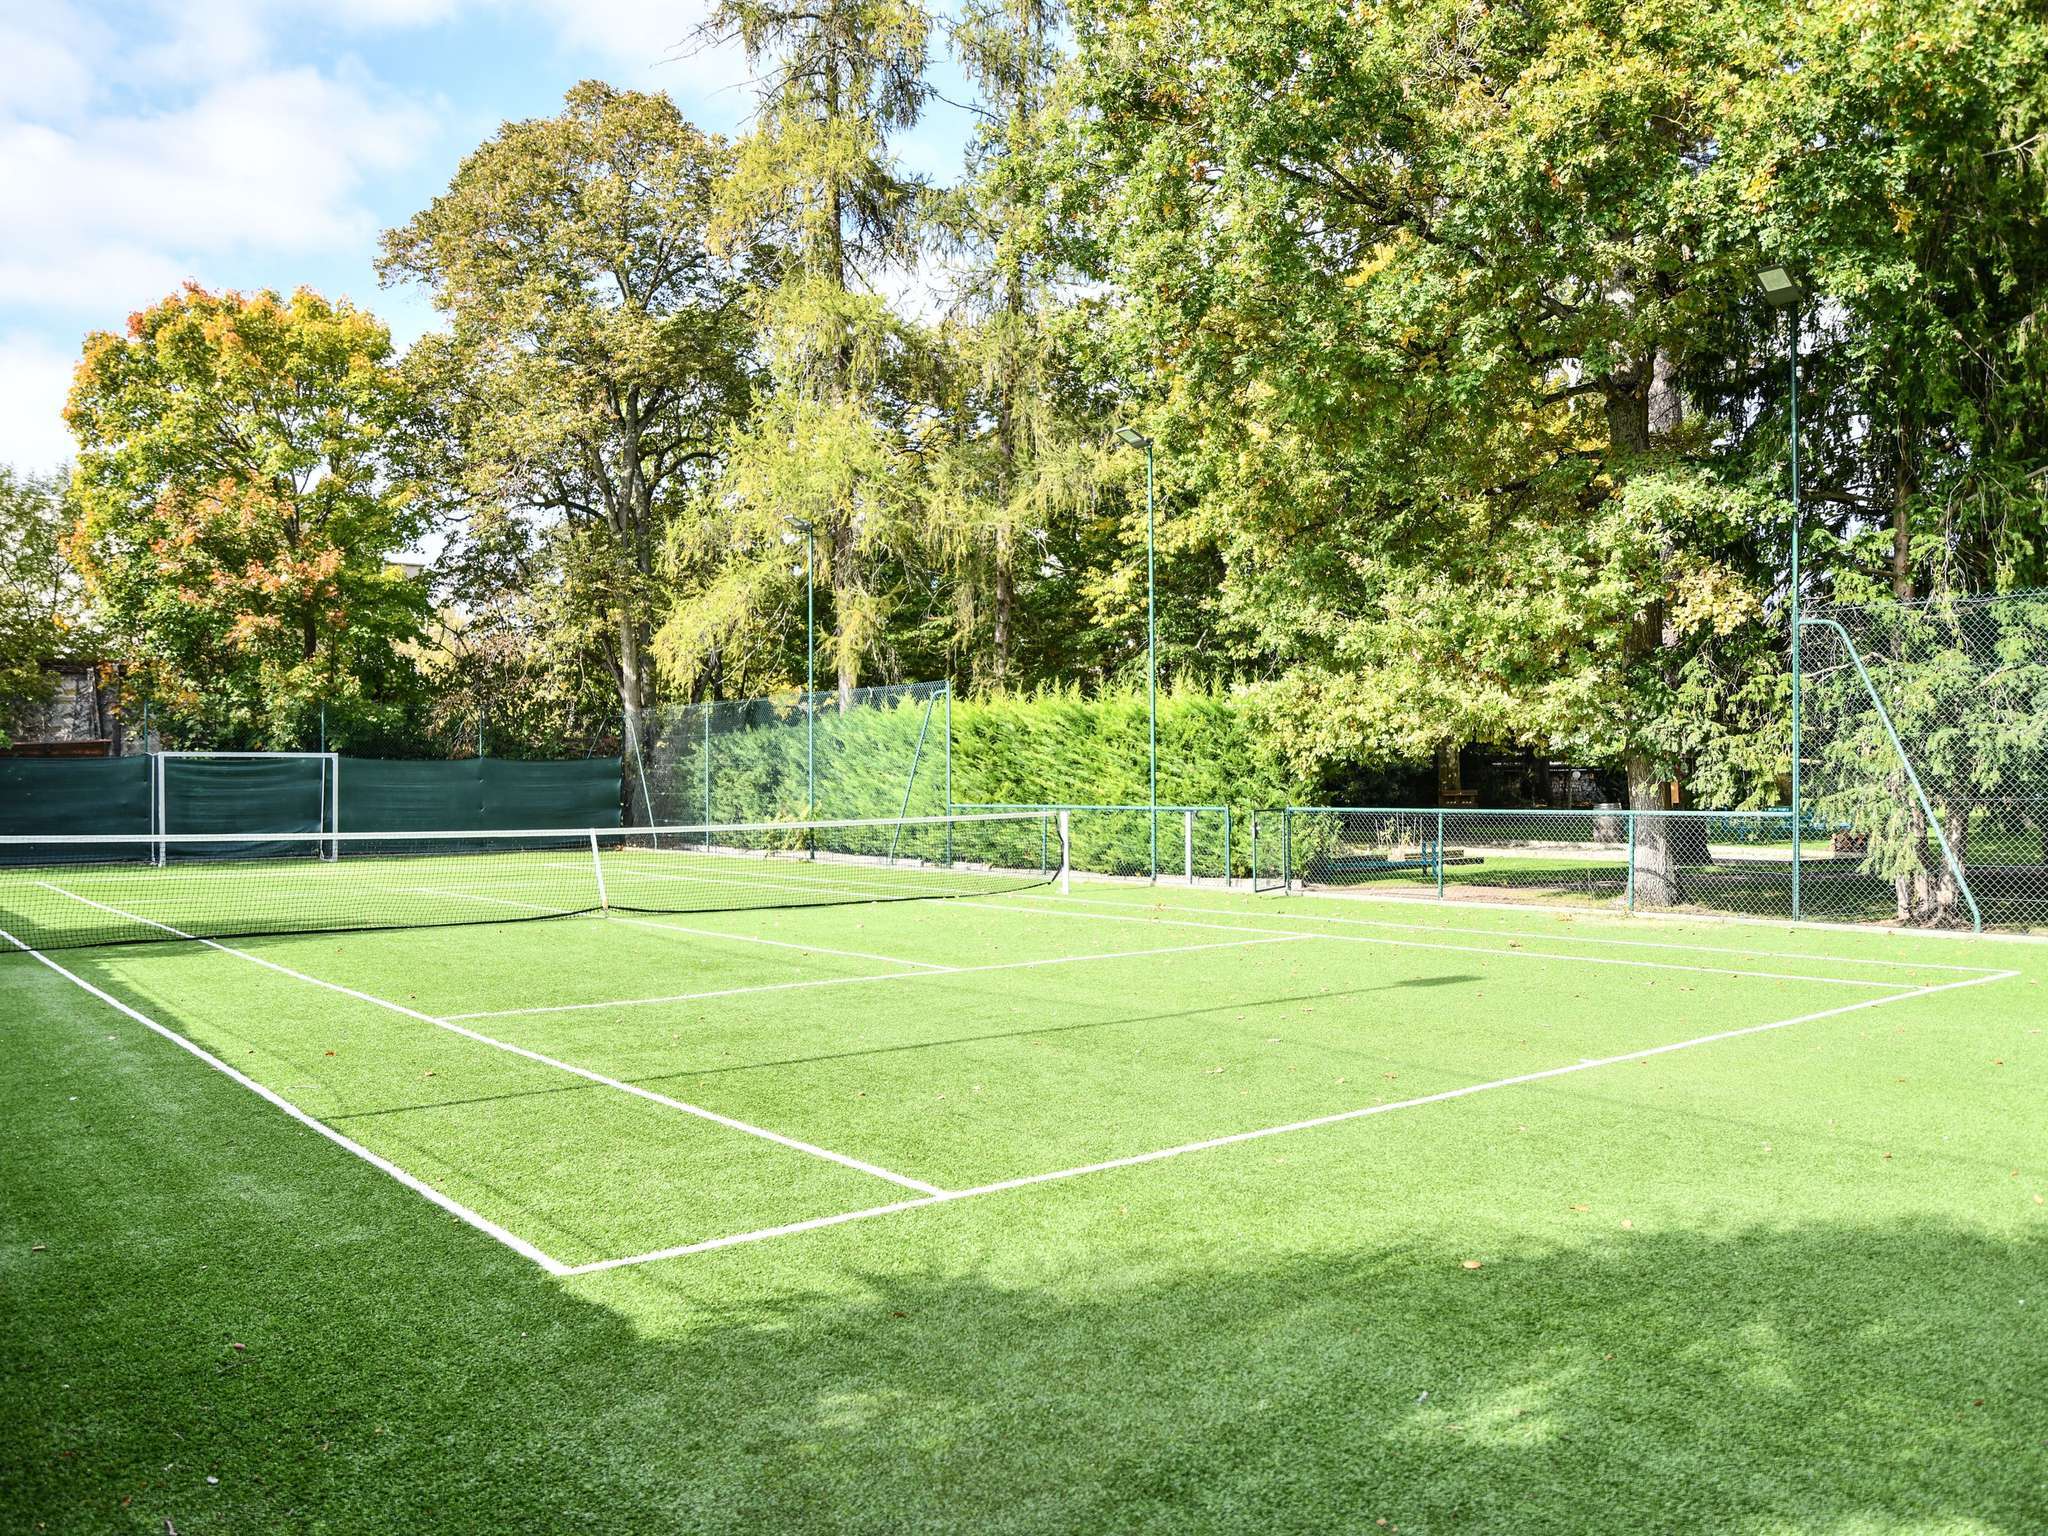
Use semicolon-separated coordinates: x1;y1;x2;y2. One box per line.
4;817;2026;1279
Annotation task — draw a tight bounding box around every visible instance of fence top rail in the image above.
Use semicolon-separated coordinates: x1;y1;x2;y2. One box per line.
0;809;1053;849
948;801;1227;814
1295;806;1798;820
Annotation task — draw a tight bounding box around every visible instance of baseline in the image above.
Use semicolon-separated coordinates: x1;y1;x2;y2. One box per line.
968;898;1921;991
1018;890;2005;975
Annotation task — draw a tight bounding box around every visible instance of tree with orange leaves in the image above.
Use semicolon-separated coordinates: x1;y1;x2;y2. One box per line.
64;285;429;749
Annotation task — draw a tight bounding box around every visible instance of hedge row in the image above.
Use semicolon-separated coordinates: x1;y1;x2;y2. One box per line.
638;685;1313;878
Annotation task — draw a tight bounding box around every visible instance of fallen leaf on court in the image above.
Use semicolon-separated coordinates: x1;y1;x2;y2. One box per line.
1570;1204;1590;1213
1619;1219;1634;1230
1461;1260;1482;1270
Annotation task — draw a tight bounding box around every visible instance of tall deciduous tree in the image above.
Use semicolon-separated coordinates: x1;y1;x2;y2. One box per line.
676;0;936;702
380;82;754;800
932;0;1103;688
64;286;428;749
0;466;87;745
1065;0;1805;898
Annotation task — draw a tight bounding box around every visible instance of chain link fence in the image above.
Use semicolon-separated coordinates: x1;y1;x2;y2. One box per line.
954;804;1234;884
1802;589;2048;934
631;682;951;828
1249;807;1875;921
1241;591;2046;934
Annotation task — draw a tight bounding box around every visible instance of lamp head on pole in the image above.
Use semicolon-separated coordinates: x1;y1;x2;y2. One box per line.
1754;265;1803;310
1114;425;1151;450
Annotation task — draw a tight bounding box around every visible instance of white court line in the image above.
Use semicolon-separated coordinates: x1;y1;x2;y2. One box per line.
444;933;1313;1020
969;899;1923;991
0;924;572;1276
401;886;953;972
537;857;1002;908
36;882;945;1197
1017;890;2006;975
561;965;2019;1275
1245;879;2048;949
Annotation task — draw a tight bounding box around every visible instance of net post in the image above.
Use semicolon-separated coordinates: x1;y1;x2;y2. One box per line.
328;754;341;862
589;830;608;912
150;750;164;867
1058;810;1071;895
1434;808;1445;897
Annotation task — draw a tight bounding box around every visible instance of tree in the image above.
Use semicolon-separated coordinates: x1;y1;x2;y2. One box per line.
64;286;428;750
1064;0;1799;898
0;467;86;746
931;0;1101;688
380;82;754;801
679;0;937;702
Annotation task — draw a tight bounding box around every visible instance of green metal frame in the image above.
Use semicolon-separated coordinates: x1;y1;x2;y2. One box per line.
1798;616;1981;932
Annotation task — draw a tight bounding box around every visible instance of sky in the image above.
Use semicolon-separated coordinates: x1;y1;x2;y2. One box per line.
0;0;985;473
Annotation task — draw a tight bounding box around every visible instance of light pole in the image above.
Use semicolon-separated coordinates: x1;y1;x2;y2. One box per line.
1757;263;1804;921
787;517;817;820
1115;425;1158;881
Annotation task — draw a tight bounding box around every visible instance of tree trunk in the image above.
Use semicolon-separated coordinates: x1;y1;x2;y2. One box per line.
1608;372;1681;906
992;523;1014;684
617;601;655;824
831;514;858;705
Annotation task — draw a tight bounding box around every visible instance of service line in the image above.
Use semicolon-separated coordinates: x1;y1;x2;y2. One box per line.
563;965;2018;1276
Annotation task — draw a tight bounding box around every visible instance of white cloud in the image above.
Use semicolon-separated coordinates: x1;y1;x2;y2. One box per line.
0;5;111;118
0;332;82;472
0;68;436;314
520;0;713;72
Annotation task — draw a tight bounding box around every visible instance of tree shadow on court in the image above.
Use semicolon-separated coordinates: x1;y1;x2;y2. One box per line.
13;1192;2046;1533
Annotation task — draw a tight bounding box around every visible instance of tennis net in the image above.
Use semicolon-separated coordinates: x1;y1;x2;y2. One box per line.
0;811;1065;953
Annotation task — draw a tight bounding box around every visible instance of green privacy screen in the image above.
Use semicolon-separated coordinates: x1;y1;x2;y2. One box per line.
0;757;153;861
338;757;623;832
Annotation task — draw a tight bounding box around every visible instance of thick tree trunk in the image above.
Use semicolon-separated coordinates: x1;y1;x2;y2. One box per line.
1608;371;1682;905
616;602;656;824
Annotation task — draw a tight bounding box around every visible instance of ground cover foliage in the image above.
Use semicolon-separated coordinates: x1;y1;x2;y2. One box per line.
2;891;2043;1533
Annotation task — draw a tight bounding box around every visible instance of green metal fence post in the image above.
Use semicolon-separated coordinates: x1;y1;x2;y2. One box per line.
1626;812;1637;913
1435;808;1446;897
1282;809;1292;895
1223;805;1232;887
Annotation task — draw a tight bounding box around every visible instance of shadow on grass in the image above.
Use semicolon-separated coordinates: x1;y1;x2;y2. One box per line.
6;953;2044;1535
9;1200;2044;1529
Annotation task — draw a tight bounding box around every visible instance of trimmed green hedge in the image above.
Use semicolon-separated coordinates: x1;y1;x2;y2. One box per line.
646;685;1309;878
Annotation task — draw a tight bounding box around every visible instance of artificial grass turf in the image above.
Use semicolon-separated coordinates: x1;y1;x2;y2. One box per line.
4;891;2045;1533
